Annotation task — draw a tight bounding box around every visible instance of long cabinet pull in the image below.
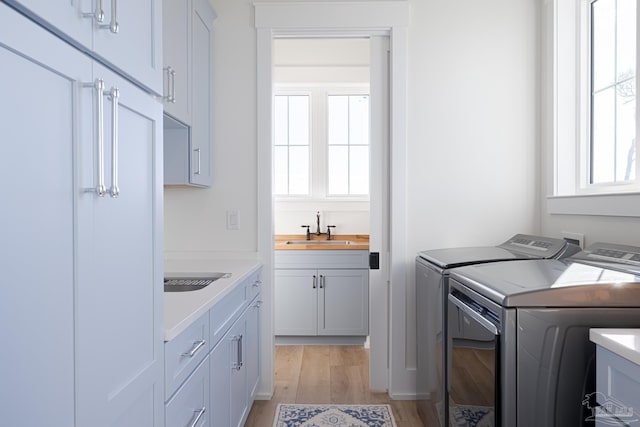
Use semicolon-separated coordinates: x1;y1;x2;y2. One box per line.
182;340;206;358
312;275;317;289
194;148;201;175
83;79;106;196
188;407;206;427
320;275;325;289
238;335;243;368
109;87;120;198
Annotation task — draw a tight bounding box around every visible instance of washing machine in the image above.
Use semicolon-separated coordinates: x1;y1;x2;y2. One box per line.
415;234;580;426
446;242;640;427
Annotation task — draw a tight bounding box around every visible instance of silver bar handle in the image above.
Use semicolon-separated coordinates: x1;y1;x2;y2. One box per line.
163;67;176;103
312;275;317;289
448;293;499;335
98;0;119;33
83;0;105;23
238;335;243;368
188;407;206;427
194;148;201;175
83;79;106;196
182;340;206;358
109;87;120;198
232;335;242;370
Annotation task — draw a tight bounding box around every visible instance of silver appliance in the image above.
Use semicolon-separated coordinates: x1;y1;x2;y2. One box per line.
447;242;640;427
415;234;580;426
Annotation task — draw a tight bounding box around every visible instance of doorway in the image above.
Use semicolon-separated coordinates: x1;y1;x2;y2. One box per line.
271;35;390;390
255;0;410;400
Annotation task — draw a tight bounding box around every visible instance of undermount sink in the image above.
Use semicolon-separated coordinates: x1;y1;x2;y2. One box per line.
285;240;353;245
164;272;231;292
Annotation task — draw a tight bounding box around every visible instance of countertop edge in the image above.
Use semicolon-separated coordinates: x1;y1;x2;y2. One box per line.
164;259;262;341
590;328;640;366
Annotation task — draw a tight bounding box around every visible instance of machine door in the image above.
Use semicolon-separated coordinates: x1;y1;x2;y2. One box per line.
448;289;499;427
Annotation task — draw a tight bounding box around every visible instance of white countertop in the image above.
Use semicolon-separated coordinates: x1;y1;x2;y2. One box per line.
590;328;640;366
164;258;262;341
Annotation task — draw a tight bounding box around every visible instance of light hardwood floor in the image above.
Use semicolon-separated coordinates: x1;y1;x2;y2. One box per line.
244;345;424;426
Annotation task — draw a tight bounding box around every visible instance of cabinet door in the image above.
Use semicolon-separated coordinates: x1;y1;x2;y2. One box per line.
230;316;249;427
318;269;369;335
189;0;215;186
163;0;191;123
246;298;261;400
92;0;163;94
210;332;231;427
0;6;91;425
3;0;93;47
275;269;318;335
76;63;164;427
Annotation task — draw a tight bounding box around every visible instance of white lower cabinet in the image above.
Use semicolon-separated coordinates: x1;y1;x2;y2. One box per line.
595;346;640;427
165;269;262;427
275;251;369;337
165;358;209;427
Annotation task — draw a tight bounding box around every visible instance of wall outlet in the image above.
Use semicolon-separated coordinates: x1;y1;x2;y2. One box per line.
561;231;585;248
227;210;239;230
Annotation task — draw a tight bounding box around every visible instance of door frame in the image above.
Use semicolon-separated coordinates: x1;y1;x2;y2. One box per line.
254;1;410;398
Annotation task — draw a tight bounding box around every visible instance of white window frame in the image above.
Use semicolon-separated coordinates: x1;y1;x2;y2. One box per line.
548;0;640;216
274;84;371;203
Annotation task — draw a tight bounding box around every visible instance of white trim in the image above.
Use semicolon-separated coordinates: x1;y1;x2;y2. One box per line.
255;0;411;397
547;192;640;217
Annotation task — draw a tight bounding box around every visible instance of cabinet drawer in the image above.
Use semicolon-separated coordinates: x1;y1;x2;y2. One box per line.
210;284;247;348
275;250;369;269
596;346;640;419
165;313;209;399
166;356;209;427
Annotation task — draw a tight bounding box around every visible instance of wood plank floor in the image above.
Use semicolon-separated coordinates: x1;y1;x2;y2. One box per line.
244;345;424;426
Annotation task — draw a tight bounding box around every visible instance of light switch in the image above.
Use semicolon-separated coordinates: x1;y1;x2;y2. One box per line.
227;210;239;230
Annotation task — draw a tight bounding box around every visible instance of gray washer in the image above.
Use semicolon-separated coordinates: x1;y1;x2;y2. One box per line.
415;234;579;427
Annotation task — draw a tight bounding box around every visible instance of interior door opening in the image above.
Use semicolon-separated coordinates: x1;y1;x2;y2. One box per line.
270;35;390;392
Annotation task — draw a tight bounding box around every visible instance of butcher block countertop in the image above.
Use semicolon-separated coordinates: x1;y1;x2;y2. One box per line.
274;234;369;250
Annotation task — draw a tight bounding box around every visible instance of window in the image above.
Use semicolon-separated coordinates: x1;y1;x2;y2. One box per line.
590;0;637;185
549;0;639;215
274;94;310;195
273;88;370;198
327;95;370;195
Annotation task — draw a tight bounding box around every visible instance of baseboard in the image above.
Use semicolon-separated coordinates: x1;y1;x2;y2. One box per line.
275;335;367;346
388;391;419;400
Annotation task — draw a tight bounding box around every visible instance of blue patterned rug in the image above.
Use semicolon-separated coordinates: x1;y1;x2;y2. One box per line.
273;404;397;427
449;404;494;427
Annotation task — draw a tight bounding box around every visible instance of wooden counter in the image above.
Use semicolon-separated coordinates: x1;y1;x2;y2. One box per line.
274;234;369;250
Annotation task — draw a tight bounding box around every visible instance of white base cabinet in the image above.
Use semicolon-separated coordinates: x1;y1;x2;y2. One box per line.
165;269;262;427
275;251;369;337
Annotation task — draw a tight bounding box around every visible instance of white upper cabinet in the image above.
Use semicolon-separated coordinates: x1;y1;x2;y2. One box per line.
163;0;191;124
3;0;163;94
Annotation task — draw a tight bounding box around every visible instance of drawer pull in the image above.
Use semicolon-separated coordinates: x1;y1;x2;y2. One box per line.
182;340;206;358
187;407;206;427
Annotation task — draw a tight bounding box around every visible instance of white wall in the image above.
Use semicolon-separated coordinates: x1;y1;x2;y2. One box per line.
165;0;542;395
164;0;258;255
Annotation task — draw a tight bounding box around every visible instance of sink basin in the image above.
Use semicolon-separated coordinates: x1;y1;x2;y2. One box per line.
285;240;353;245
164;272;231;292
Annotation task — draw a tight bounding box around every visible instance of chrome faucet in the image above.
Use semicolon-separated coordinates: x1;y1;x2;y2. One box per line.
315;211;321;235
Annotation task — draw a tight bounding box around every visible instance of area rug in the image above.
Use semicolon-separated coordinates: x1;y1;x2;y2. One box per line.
449;403;494;427
273;403;397;427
